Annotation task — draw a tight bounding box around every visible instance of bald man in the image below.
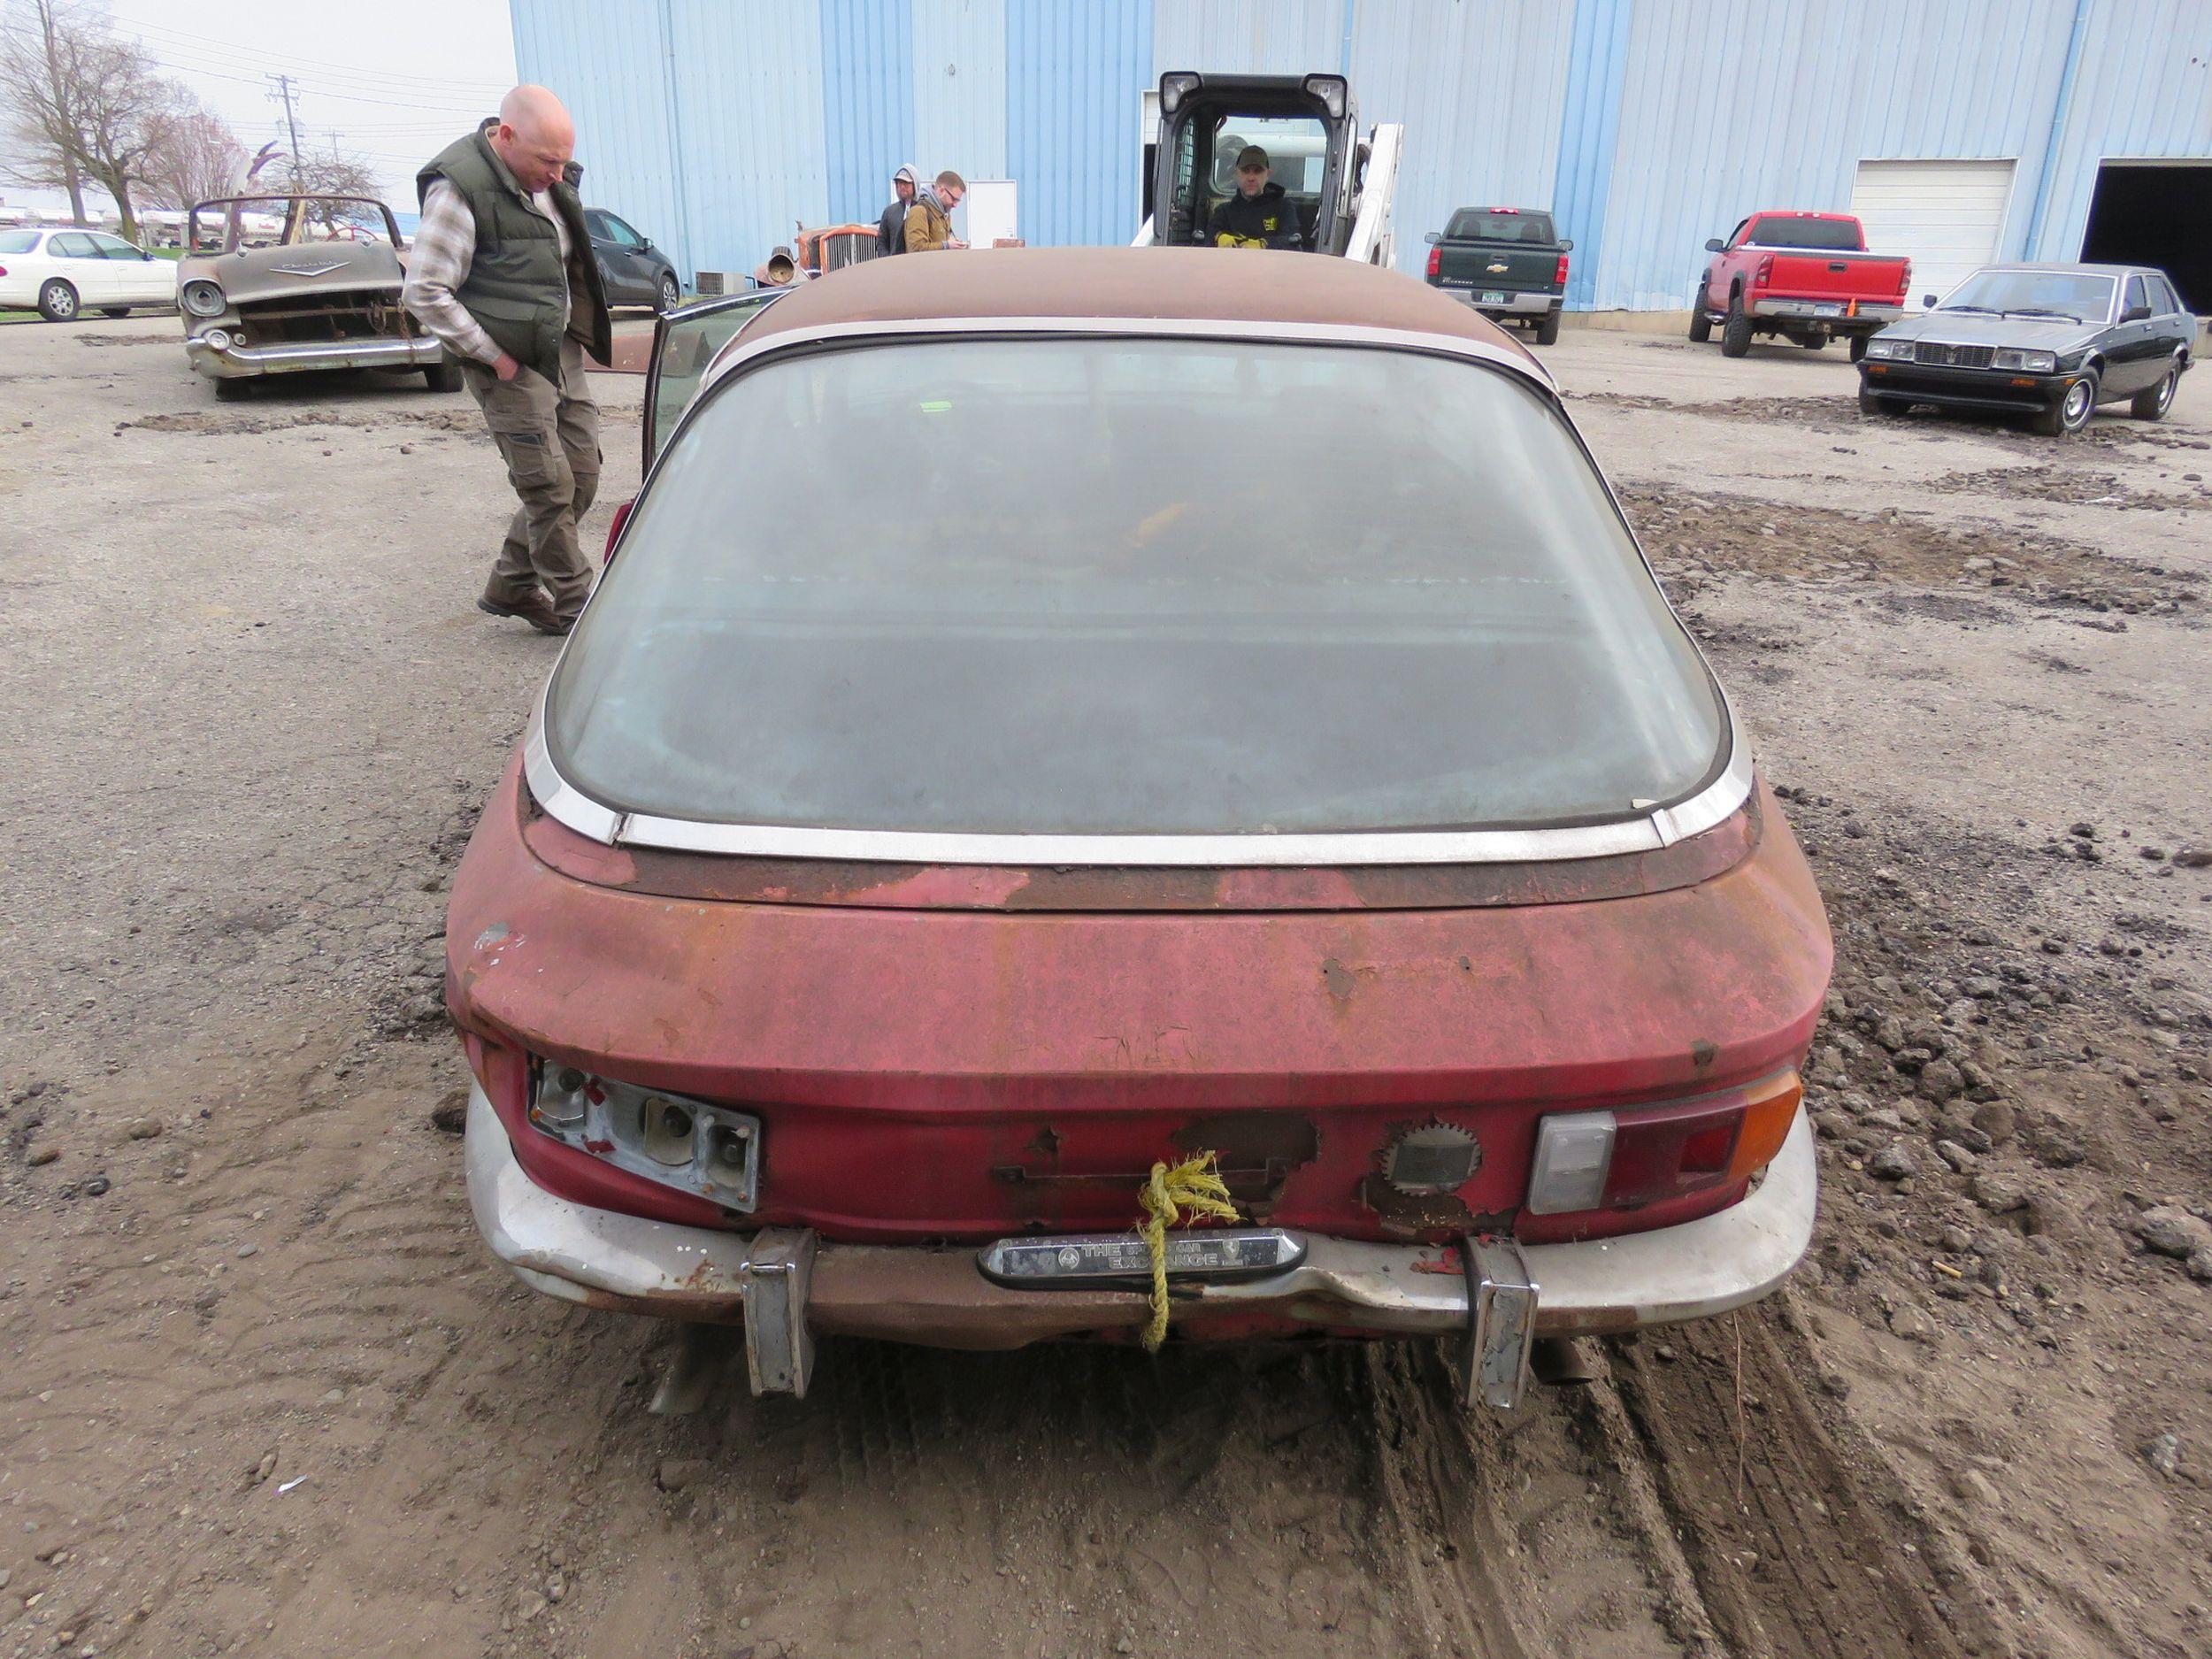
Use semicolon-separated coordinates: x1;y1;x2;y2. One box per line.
405;86;613;635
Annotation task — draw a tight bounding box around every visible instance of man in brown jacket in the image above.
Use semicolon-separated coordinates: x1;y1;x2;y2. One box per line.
903;171;968;252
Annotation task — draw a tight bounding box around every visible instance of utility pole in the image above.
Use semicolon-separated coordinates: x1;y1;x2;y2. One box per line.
35;0;86;224
268;73;304;189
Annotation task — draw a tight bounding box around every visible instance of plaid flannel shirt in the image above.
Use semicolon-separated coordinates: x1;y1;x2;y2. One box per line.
402;173;570;368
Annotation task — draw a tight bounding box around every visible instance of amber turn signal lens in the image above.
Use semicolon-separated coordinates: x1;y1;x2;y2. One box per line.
1727;1071;1802;1182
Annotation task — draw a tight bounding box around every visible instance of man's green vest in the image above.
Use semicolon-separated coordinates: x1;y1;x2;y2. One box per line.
416;130;611;381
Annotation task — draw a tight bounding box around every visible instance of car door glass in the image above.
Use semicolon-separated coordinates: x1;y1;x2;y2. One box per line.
644;293;785;470
50;232;98;258
603;215;644;250
89;233;140;258
2124;275;2147;318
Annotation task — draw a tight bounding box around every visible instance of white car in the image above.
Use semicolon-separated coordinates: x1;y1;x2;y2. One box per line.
0;227;178;322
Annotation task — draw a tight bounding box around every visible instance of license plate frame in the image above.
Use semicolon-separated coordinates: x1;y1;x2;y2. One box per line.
1814;303;1842;318
1479;289;1509;305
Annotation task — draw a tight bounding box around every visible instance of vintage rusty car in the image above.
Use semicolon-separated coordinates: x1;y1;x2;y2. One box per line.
446;250;1831;1411
177;195;452;399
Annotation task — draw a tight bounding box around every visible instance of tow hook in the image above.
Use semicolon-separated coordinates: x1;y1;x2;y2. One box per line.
1454;1235;1538;1411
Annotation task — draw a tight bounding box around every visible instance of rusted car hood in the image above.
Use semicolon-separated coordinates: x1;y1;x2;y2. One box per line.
446;759;1831;1246
179;240;404;303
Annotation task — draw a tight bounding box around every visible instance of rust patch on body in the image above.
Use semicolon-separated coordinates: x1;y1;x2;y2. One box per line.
1320;957;1357;1005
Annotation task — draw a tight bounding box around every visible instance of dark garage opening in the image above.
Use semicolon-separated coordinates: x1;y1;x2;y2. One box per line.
2080;162;2212;314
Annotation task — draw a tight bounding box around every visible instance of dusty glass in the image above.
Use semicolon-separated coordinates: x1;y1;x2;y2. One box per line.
549;338;1726;838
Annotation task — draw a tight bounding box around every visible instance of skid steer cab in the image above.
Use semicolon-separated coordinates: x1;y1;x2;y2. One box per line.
1137;71;1401;266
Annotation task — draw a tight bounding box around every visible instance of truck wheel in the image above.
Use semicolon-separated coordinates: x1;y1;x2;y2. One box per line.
1858;384;1908;417
2130;360;2180;421
1847;334;1869;364
213;377;251;402
422;359;464;393
36;279;78;322
1797;331;1827;349
2033;371;2098;436
1533;308;1561;347
1720;292;1752;357
1687;284;1712;342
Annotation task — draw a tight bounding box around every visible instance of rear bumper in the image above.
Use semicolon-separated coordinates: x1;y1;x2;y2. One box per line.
1749;297;1903;328
185;329;442;379
1436;284;1560;317
464;1083;1817;1348
1859;361;2071;411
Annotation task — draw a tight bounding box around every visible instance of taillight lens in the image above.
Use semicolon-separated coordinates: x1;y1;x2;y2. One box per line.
603;496;634;564
1425;244;1441;280
1755;254;1774;286
1896;259;1911;296
1554;252;1569;285
1525;1072;1801;1217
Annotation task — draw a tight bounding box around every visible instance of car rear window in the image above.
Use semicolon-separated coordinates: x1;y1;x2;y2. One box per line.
0;230;37;253
1745;216;1862;250
1446;210;1555;243
549;338;1725;838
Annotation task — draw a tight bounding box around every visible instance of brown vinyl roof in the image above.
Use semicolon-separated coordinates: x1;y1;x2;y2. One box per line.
740;245;1540;369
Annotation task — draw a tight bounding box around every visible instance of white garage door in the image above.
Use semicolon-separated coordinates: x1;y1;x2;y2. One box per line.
1849;159;2016;305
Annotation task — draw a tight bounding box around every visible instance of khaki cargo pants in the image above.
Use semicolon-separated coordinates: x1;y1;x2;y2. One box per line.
465;336;602;622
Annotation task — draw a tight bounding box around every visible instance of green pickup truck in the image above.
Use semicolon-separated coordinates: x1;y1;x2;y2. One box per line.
1423;206;1571;345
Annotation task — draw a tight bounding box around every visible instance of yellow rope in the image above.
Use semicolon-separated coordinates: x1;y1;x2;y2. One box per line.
1136;1150;1240;1351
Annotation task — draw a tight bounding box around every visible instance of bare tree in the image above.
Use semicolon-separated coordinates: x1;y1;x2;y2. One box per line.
288;141;378;202
0;0;193;238
141;102;244;210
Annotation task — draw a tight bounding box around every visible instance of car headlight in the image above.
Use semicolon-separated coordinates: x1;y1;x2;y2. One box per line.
181;279;227;318
1993;348;2057;373
1864;337;1912;360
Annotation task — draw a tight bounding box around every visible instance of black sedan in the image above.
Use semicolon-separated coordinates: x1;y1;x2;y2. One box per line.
585;207;681;313
1857;263;2194;436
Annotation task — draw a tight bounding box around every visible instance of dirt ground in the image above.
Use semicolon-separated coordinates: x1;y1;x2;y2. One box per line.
2;310;2208;1659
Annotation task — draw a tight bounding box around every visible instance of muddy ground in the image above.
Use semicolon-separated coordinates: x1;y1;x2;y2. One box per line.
1;314;2208;1659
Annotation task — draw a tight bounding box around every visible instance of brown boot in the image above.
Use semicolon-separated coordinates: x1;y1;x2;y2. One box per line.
476;589;567;635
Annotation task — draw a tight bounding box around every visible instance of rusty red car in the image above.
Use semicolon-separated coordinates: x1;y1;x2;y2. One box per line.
446;248;1831;1412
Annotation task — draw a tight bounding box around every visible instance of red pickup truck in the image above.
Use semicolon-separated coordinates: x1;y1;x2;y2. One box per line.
1690;211;1910;361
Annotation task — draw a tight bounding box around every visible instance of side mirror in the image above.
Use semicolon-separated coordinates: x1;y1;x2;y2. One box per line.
1560;238;1573;252
1921;294;1938;308
641;237;654;251
1704;237;1724;253
141;250;153;260
1423;230;1440;245
2121;303;2152;324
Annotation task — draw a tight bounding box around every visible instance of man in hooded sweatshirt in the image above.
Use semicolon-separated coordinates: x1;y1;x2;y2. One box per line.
877;165;918;256
1207;145;1303;250
904;172;968;252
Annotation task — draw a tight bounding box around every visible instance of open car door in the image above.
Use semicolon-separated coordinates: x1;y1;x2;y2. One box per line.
642;290;787;474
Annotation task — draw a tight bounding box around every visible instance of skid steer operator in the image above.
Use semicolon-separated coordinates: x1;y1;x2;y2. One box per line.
1207;146;1302;251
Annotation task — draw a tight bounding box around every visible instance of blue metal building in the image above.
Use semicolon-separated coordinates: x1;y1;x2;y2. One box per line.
510;0;2212;311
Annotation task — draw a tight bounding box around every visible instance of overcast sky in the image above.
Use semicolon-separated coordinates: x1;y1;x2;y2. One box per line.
4;0;518;213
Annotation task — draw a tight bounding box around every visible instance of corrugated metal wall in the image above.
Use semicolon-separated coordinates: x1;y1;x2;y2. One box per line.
508;0;2212;306
1006;0;1150;249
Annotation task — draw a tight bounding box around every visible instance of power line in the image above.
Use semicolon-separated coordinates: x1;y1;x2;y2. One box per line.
108;12;511;95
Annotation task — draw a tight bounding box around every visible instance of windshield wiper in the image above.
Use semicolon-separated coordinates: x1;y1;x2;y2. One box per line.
2002;308;2082;323
1939;303;2000;314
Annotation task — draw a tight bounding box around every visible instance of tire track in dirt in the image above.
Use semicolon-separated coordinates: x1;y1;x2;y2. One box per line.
1606;1304;2004;1659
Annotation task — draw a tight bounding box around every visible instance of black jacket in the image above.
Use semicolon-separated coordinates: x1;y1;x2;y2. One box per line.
877;197;908;256
1207;182;1303;250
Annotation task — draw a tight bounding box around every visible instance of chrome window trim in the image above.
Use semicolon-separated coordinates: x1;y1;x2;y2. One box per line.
525;687;1752;867
527;312;1756;868
694;311;1559;396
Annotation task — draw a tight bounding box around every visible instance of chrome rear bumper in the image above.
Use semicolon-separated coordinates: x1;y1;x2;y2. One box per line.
185;330;443;379
465;1087;1817;1401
